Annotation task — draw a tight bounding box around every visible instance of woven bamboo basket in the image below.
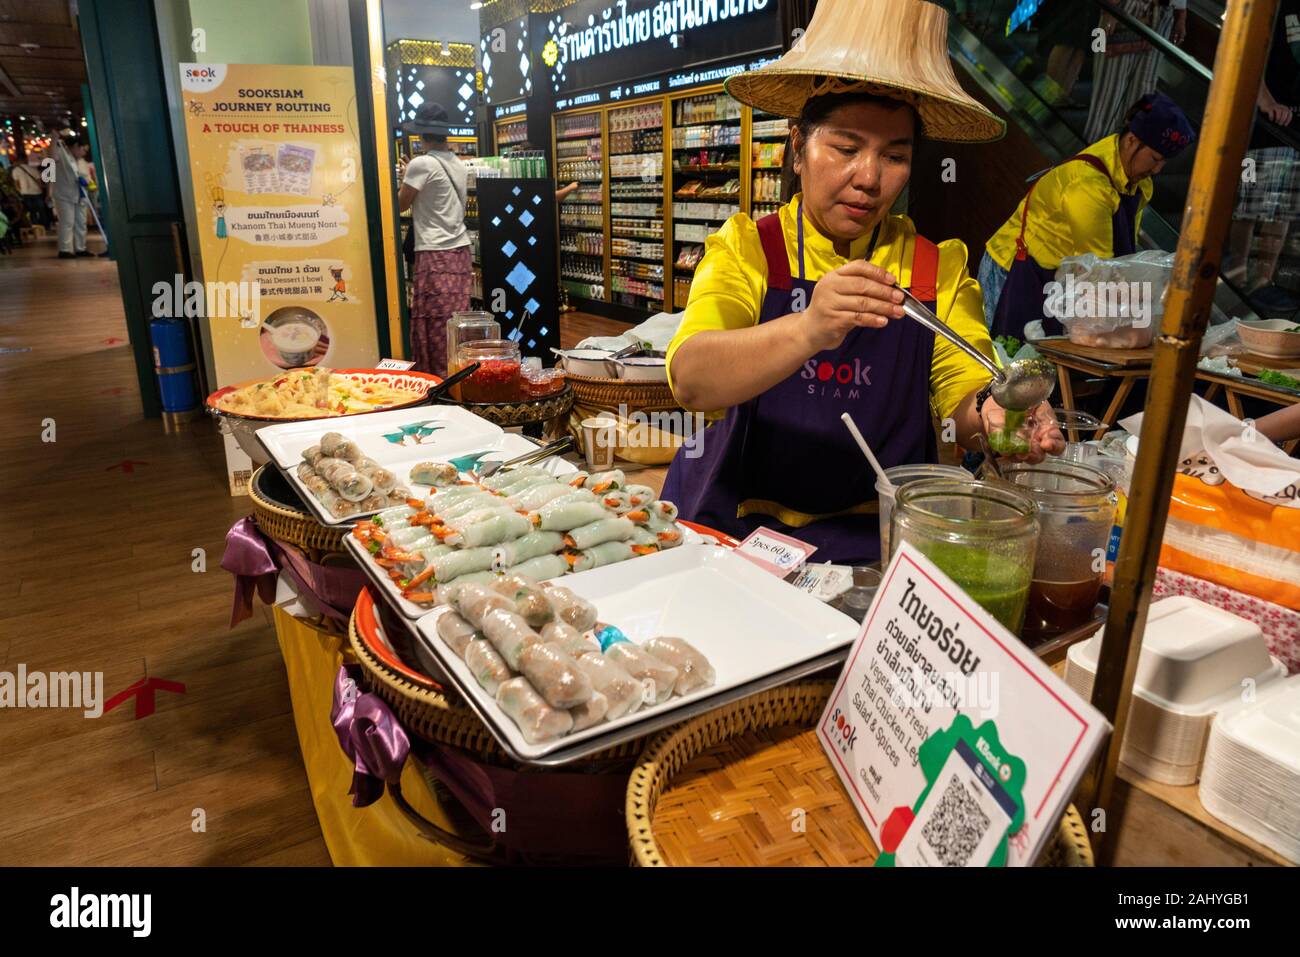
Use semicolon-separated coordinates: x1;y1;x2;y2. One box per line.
565;371;679;413
435;385;574;429
627;680;1094;867
248;465;348;557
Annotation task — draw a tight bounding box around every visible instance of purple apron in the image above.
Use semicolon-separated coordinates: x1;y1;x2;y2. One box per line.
662;204;939;564
991;153;1143;339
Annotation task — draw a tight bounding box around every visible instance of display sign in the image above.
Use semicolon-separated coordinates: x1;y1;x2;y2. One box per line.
494;101;529;119
540;0;781;97
554;51;778;110
818;541;1109;866
735;527;816;578
178;64;380;389
480;14;532;105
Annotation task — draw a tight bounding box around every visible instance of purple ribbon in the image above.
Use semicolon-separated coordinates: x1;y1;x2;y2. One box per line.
221;517;279;628
331;665;410;807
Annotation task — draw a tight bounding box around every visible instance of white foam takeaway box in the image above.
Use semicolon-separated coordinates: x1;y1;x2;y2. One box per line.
1065;596;1285;785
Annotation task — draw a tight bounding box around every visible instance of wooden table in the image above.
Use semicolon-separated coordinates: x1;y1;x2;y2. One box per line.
1032;339;1154;439
1195;351;1300;454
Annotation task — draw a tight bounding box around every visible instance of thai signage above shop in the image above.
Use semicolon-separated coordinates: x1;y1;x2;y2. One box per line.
553;50;778;110
540;0;780;97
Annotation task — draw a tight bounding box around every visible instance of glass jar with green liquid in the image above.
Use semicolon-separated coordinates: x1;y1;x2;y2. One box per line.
889;479;1040;634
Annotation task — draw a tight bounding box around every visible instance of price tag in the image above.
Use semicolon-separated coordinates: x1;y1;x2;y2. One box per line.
734;527;816;577
376;358;416;371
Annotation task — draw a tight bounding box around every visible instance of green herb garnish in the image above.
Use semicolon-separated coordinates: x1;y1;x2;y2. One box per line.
1258;369;1300;390
995;334;1023;357
367;540;380;555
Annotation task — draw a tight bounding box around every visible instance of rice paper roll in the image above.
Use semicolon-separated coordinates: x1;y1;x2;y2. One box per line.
492;531;566;570
435;610;478;659
433;493;502;521
302;473;333;497
431;547;497;584
566;470;590;488
492;572;539;594
585;469;626;493
315;457;353;483
568;690;609;732
505;553;569;582
482;466;549;491
385;525;430;548
450;512;534;549
358;465;397;494
624;484;656;507
357;492;390;513
628;525;660;552
508;482;578;511
444;505;520;532
318;432;348;458
301;444;325;466
436;573;504;608
495;677;573;744
646;515;684;549
572;652;643;720
531;499;610;532
650;500;680;523
296;462;317;482
563;517;634;551
517;641;592;708
409;461;460;487
493;473;557;496
603;642;678;704
499;583;554;628
449;581;515;627
318;488;359;519
598;490;633;515
567;540;635;573
642;637;715;695
480;608;543;671
430;483;488;504
540;584;598;632
333;439;363;463
541;620;600;659
465;639;512;697
387;487;413;505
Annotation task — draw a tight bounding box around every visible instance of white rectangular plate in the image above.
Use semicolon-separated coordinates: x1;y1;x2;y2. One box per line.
411;542;860;760
254;404;503;472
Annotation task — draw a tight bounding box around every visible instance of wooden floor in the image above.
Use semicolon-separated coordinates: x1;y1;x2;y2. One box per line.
0;240;636;865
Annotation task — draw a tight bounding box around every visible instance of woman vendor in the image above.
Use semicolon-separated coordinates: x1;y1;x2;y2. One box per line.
661;0;1065;564
980;92;1196;339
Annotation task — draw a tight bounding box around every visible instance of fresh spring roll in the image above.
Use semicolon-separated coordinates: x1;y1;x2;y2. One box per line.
646;515;684;549
482;465;549;491
492;572;539;594
624;484;656;507
507;482;577;511
572;652;643;720
531;499;610;532
540;584;598;632
374;504;415;528
642;636;715;695
429;483;487;504
449;581;515;627
465;639;512;697
493;473;558;497
506;553;569;582
651;500;680;523
302;473;332;497
388;525;435;548
628;525;661;553
333;467;374;503
409;461;460;487
585;469;626;493
431;547;497;584
443;505;521;533
296;462;317;482
564;516;634;551
432;493;501;520
319;488;360;519
354;464;396;494
566;470;590;488
358;492;390;513
449;512;533;549
495;677;574;744
387;489;413;507
480;608;543;670
435;609;478;659
598;490;633;515
517;641;593;709
331;438;363;463
569;690;609;732
603;640;678;705
301;444;325;466
541;620;600;659
492;531;566;570
498;583;554;628
567;540;635;573
318;432;347;458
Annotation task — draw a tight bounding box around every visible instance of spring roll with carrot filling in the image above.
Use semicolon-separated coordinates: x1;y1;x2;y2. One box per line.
465;639;511;697
495;474;558;496
435;610;478;659
642;637;715;695
599;490;633;515
480;608;543;670
432;494;501;520
506;553;569;581
566;540;635;572
566;470;590;488
627;525;661;555
584;469;626;493
624;484;656;507
572;652;643;719
564;516;634;551
409;461;460;487
531;499;610;532
540;584;598;631
517;641;592;709
495;677;573;744
482;466;550;491
508;482;579;511
492;531;566;570
603;642;678;704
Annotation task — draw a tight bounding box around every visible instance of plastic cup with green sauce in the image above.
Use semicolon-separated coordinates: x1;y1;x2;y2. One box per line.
889;478;1040;634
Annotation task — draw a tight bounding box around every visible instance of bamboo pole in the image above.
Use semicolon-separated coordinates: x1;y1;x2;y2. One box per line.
1081;0;1280;865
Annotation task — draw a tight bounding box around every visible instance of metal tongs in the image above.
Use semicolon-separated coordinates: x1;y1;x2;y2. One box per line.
472;435;576;480
898;286;1055;411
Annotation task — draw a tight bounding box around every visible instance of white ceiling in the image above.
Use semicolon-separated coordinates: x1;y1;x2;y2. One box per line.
382;0;480;45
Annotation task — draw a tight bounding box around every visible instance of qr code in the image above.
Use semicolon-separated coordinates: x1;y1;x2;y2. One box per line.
920;772;991;867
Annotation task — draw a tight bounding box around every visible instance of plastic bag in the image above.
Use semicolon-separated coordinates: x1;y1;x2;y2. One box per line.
1199;317;1246;358
1047;251;1174;348
576;311;685;354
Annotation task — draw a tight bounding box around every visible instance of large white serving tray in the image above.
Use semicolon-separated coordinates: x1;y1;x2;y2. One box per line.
410;542;860;765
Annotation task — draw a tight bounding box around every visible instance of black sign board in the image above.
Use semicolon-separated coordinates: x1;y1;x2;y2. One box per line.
480;14;532;106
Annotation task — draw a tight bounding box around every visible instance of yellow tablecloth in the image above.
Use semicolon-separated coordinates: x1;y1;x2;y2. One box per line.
273;606;478;866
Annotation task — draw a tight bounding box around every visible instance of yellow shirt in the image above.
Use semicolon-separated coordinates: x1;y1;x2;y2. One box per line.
666;194;995;422
985;134;1153;271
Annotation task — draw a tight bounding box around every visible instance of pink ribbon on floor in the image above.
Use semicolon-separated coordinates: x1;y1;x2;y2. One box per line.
331;665;410;808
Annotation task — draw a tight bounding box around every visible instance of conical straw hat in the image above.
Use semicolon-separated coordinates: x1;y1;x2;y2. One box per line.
725;0;1005;143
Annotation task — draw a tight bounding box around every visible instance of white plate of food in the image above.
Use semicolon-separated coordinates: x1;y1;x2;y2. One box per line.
254;404;503;472
410;543;860;762
346;455;694;617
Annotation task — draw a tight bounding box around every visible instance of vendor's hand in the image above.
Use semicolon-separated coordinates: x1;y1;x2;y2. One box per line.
396;156;410;179
800;260;906;353
981;399;1066;464
1171;9;1187;44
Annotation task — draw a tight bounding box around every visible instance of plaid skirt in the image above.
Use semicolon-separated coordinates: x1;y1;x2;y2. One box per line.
410;245;472;376
1235;146;1300;223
